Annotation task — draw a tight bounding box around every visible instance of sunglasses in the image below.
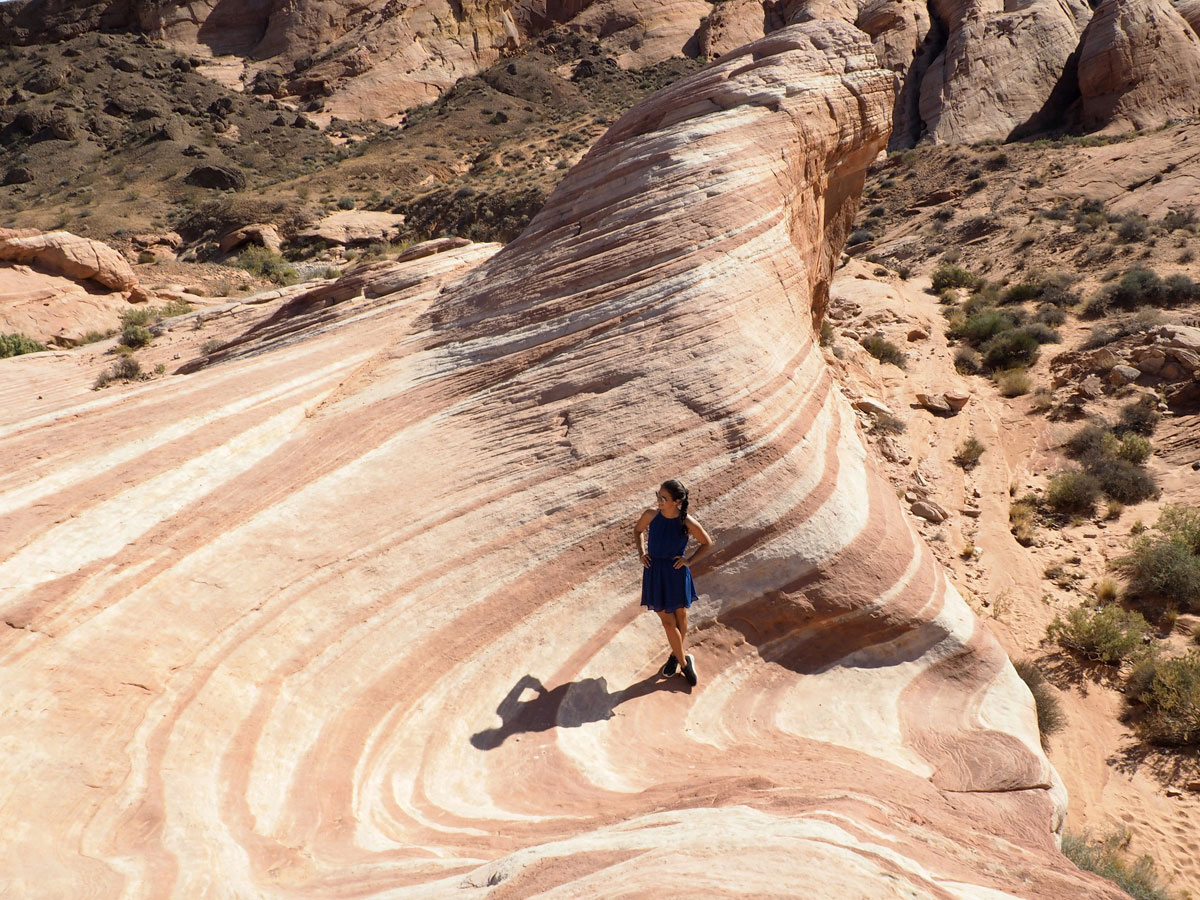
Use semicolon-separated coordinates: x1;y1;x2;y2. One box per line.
655;493;674;503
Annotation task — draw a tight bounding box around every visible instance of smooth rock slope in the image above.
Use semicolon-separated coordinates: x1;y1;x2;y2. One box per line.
0;23;1123;899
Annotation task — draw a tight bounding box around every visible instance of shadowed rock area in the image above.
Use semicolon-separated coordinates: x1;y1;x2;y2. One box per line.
0;22;1128;899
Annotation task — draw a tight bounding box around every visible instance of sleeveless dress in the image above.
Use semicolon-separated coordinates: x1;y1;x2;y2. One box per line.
641;512;699;612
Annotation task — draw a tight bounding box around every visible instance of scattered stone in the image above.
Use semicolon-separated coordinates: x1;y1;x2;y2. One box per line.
184;164;246;191
1092;347;1123;370
879;436;911;464
1132;347;1167;375
1166;788;1183;798
916;392;954;415
1076;375;1105;400
911;499;950;523
907;327;929;341
853;397;893;417
1108;364;1141;386
962;507;982;518
3;167;34;186
943;390;971;411
1187;780;1200;792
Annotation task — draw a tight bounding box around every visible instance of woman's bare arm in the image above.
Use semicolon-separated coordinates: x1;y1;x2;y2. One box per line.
679;515;714;568
633;507;656;568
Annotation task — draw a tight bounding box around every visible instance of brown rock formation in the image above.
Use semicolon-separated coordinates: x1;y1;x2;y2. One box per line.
0;22;1128;898
0;229;152;343
1076;0;1200;132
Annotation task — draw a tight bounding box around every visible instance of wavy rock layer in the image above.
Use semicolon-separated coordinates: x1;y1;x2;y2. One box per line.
0;22;1123;900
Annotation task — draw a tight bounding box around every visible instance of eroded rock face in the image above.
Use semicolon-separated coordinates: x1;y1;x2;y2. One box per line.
1076;0;1200;132
1;23;1125;899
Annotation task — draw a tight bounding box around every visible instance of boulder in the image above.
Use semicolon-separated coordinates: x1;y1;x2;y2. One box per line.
911;499;951;523
1109;364;1142;386
0;229;140;296
853;397;894;417
3;166;34;186
1092;346;1123;370
943;389;971;411
1077;374;1106;399
218;224;284;255
1133;347;1167;374
1076;0;1200;132
184;164;247;191
1154;323;1200;351
916;392;954;415
298;211;406;246
907;326;929;341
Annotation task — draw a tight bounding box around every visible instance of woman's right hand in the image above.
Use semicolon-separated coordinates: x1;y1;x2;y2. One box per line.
639;552;650;568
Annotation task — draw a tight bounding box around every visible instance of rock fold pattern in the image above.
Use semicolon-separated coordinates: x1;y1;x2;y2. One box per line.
1;23;1124;899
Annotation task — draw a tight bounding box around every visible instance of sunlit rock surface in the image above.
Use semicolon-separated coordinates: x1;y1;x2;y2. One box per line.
0;22;1126;900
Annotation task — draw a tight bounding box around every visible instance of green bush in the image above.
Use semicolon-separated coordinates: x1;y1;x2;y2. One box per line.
981;328;1040;370
956;309;1016;343
1047;604;1153;664
931;264;983;292
236;245;299;285
1045;469;1101;517
1155;505;1200;554
120;306;157;328
871;412;907;434
954;346;983;375
847;228;874;246
120;324;153;348
953;435;985;470
337;196;356;210
1116;434;1152;465
1160;207;1196;232
1022;322;1061;344
93;355;143;389
0;333;48;358
1116;215;1149;243
1114;536;1200;614
819;320;835;347
1013;659;1065;748
1118;401;1159;436
1128;651;1200;746
1064;423;1115;463
1089;457;1158;505
1061;828;1175;900
1010;496;1038;546
861;335;906;368
995;367;1031;397
1035;303;1067;326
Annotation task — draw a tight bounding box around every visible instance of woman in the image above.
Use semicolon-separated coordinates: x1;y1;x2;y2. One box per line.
634;479;714;686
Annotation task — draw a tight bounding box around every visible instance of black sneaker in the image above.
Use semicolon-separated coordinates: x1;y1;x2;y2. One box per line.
682;654;697;686
661;654;679;677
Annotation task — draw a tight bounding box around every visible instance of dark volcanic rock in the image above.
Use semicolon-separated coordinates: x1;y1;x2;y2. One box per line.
184;164;247;191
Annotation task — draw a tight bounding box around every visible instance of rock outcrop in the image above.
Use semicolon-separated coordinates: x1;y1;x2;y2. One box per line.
1076;0;1200;132
0;229;152;343
1;23;1126;899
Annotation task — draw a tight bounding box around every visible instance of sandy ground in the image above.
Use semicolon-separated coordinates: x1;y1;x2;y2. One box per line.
827;258;1200;897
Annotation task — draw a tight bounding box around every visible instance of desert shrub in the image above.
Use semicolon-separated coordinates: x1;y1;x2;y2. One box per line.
861;335;906;368
953;435;986;470
1114;536;1200;614
1164;273;1200;304
1117;401;1159;436
1128;651;1200;746
1155;505;1200;554
931;264;983;292
848;228;874;246
995;368;1031;396
120;307;157;328
1010;496;1038;546
1045;469;1101;518
981;329;1040;370
955;309;1015;343
1061;828;1175;900
1116;215;1149;243
1031;386;1054;412
337;196;355;210
1095;577;1120;603
954;346;983;375
1047;604;1153;664
932;207;955;222
119;324;153;348
0;333;47;358
137;250;157;264
1002;282;1041;303
1064;423;1115;463
1021;322;1061;344
79;330;115;345
1036;304;1065;328
200;339;225;355
1106;499;1125;520
1160;207;1196;232
1013;659;1065;747
236;245;299;285
93;355;143;389
157;298;193;318
1089;457;1158;504
872;412;907;434
1116;433;1152;465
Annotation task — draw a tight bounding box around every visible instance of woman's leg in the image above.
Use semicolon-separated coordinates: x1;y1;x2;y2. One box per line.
656;610;685;663
674;608;688;652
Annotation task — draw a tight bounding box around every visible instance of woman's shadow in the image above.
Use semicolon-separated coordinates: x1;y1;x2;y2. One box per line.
470;671;685;750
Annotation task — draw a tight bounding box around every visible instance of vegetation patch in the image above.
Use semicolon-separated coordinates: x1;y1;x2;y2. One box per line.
1012;659;1065;748
953;435;985;470
0;333;48;358
1113;506;1200;616
1047;604;1153;664
861;335;906;369
1061;829;1176;900
1126;651;1200;746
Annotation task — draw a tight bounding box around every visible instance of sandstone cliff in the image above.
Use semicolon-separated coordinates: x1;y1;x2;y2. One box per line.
0;21;1130;899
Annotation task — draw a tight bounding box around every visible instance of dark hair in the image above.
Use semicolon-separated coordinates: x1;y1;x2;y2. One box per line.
660;479;689;535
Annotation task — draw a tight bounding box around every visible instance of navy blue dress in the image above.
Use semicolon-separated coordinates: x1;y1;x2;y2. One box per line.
641;513;698;612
